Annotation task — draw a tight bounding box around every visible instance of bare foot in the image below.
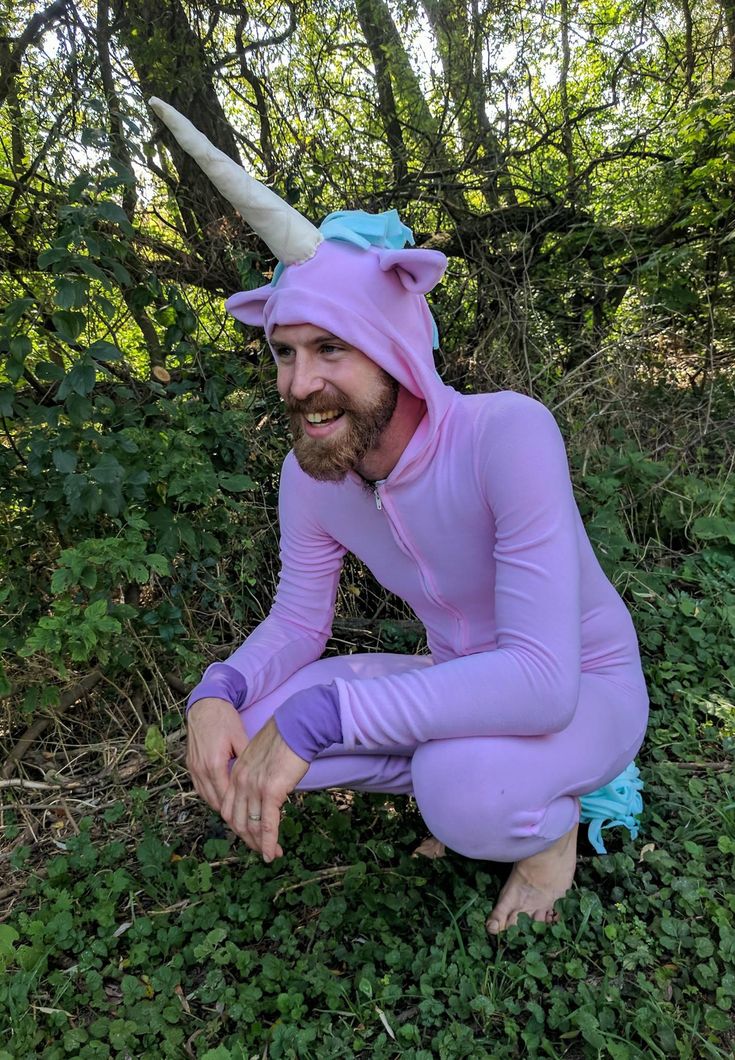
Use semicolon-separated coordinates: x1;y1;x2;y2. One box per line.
486;823;578;936
412;835;446;860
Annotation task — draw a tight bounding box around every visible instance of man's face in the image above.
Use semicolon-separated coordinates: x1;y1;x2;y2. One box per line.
270;323;399;482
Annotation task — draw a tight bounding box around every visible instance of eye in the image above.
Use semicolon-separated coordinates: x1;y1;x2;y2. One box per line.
273;346;294;362
320;343;344;356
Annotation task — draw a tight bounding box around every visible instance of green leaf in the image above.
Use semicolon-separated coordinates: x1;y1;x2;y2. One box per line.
6;356;25;383
692;516;735;545
96;200;134;233
0;386;15;418
52;311;86;344
147;554;170;575
88;339;122;362
0;925;19;958
55;278;89;310
2;297;36;328
96;294;116;318
84;598;108;621
89;454;123;485
38;245;71;270
76;258;110;284
57;362;96;399
705;1006;731;1031
52;449;78;474
36;360;66;382
219;473;257;492
9;334;31;358
2;296;35;328
144;725;166;761
108;259;132;285
67;171;92;200
66;393;93;423
50;567;72;593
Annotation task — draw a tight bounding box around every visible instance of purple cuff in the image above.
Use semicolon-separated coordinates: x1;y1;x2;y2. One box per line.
274;683;343;762
186;663;248;716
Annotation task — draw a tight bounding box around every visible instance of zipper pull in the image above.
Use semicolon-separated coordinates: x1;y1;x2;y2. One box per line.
374;486;382;511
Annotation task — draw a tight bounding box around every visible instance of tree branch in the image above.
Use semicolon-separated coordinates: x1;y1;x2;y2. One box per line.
0;0;72;108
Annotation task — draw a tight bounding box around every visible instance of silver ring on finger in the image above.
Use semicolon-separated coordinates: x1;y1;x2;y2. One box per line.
248;812;262;822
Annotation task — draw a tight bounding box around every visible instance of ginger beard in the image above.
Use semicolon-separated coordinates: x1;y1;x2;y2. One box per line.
286;371;400;482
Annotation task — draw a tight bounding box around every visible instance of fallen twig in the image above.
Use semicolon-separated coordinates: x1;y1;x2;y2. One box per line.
0;777;84;791
664;761;732;772
274;865;351;899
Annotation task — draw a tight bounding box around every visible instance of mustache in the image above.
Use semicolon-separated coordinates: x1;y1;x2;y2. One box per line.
284;391;354;415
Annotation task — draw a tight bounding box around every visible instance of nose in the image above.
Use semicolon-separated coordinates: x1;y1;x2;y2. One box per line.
284;352;324;402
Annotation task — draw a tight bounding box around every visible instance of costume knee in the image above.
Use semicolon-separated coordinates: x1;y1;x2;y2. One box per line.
410;737;579;862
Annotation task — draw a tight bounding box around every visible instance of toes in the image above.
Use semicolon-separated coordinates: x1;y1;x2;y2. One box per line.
488;897;563;936
485;899;517;935
486;907;522;936
485;902;509;935
486;914;501;935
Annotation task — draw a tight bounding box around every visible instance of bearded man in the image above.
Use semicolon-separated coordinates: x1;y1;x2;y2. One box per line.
151;99;648;934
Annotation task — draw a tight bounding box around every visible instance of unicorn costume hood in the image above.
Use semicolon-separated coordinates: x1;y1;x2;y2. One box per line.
149;98;453;445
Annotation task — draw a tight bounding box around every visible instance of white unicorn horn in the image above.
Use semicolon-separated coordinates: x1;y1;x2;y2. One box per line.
149;97;322;265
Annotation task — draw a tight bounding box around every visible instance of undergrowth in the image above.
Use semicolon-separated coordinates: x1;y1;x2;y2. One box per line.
0;749;734;1058
1;382;734;1057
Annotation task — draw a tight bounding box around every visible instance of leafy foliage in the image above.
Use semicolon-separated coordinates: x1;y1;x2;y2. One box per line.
0;731;734;1060
1;3;734;1057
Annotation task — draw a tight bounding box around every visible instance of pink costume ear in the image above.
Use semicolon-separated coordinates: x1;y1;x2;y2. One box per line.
225;285;271;325
378;248;447;293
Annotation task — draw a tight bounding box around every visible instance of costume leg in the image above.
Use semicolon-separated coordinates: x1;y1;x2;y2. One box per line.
237;653;430;795
410;672;648;862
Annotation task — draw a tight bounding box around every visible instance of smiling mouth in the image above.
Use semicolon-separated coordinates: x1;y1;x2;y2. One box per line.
303;410;345;425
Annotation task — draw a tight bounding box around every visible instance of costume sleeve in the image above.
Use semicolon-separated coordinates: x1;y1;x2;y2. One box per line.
274;683;342;760
196;452;346;709
332;397;582;747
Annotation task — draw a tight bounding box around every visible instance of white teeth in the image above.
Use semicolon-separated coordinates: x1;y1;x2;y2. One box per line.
305;410;341;424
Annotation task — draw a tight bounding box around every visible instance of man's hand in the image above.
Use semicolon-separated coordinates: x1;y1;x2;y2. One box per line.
187;698;249;813
220;718;309;863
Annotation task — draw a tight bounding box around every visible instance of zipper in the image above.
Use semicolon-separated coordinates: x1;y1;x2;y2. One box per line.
375;482;469;652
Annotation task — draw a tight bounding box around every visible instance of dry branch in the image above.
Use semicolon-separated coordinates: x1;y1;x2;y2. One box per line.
2;670;104;780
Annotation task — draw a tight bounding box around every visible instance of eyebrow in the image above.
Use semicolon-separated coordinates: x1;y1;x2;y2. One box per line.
271;333;343;348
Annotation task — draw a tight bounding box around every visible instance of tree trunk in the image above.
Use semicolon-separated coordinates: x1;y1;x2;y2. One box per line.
113;0;246;246
353;0;459;202
421;0;514;206
355;0;409;187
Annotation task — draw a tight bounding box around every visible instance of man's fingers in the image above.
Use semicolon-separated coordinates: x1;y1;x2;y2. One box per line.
191;773;221;813
243;803;263;851
231;726;249;757
259;795;283;863
190;758;230;813
220;781;235;825
210;761;233;809
226;781;260;844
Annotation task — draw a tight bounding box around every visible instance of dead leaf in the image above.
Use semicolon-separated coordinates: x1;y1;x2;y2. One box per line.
175;984;191;1014
375;1006;396;1041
